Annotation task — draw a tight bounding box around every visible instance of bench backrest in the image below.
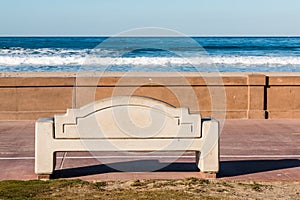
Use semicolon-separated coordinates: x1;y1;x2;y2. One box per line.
54;96;201;139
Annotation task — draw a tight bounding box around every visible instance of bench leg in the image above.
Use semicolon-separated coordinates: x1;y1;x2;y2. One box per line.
196;119;219;174
35;151;56;180
35;118;56;179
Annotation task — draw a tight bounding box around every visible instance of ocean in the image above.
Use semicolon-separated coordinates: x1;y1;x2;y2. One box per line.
0;37;300;72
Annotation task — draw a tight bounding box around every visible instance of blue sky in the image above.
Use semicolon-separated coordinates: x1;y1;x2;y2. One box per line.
0;0;299;36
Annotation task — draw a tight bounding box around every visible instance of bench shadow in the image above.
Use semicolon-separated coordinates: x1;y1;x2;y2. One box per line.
218;159;300;178
53;159;300;179
53;160;198;179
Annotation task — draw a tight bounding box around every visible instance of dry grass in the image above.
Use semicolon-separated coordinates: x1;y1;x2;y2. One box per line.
0;178;299;200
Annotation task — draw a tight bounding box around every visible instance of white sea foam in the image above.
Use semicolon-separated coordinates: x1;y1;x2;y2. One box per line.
1;48;300;71
1;55;300;67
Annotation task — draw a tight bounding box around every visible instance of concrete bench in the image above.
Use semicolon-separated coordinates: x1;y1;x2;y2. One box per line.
35;96;219;179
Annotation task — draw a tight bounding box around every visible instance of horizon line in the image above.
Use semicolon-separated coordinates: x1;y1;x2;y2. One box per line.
0;34;300;37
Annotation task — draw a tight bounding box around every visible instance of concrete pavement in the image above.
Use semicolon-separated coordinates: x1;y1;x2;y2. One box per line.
0;120;299;181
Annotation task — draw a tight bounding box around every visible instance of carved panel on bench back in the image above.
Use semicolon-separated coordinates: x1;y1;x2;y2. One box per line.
54;96;201;139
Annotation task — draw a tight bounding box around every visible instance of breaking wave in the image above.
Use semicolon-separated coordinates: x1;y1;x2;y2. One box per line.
1;47;300;71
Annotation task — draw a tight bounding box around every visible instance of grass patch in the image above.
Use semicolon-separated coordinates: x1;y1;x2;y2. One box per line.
250;182;263;192
0;179;88;199
131;180;145;187
237;181;270;193
185;177;210;185
94;181;107;187
0;179;298;199
153;180;179;188
219;181;234;188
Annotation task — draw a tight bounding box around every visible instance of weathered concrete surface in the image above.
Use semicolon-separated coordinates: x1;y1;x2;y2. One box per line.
1;72;300;120
0;120;299;181
35;96;219;176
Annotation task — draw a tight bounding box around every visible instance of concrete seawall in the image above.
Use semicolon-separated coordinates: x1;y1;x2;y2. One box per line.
0;72;299;120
